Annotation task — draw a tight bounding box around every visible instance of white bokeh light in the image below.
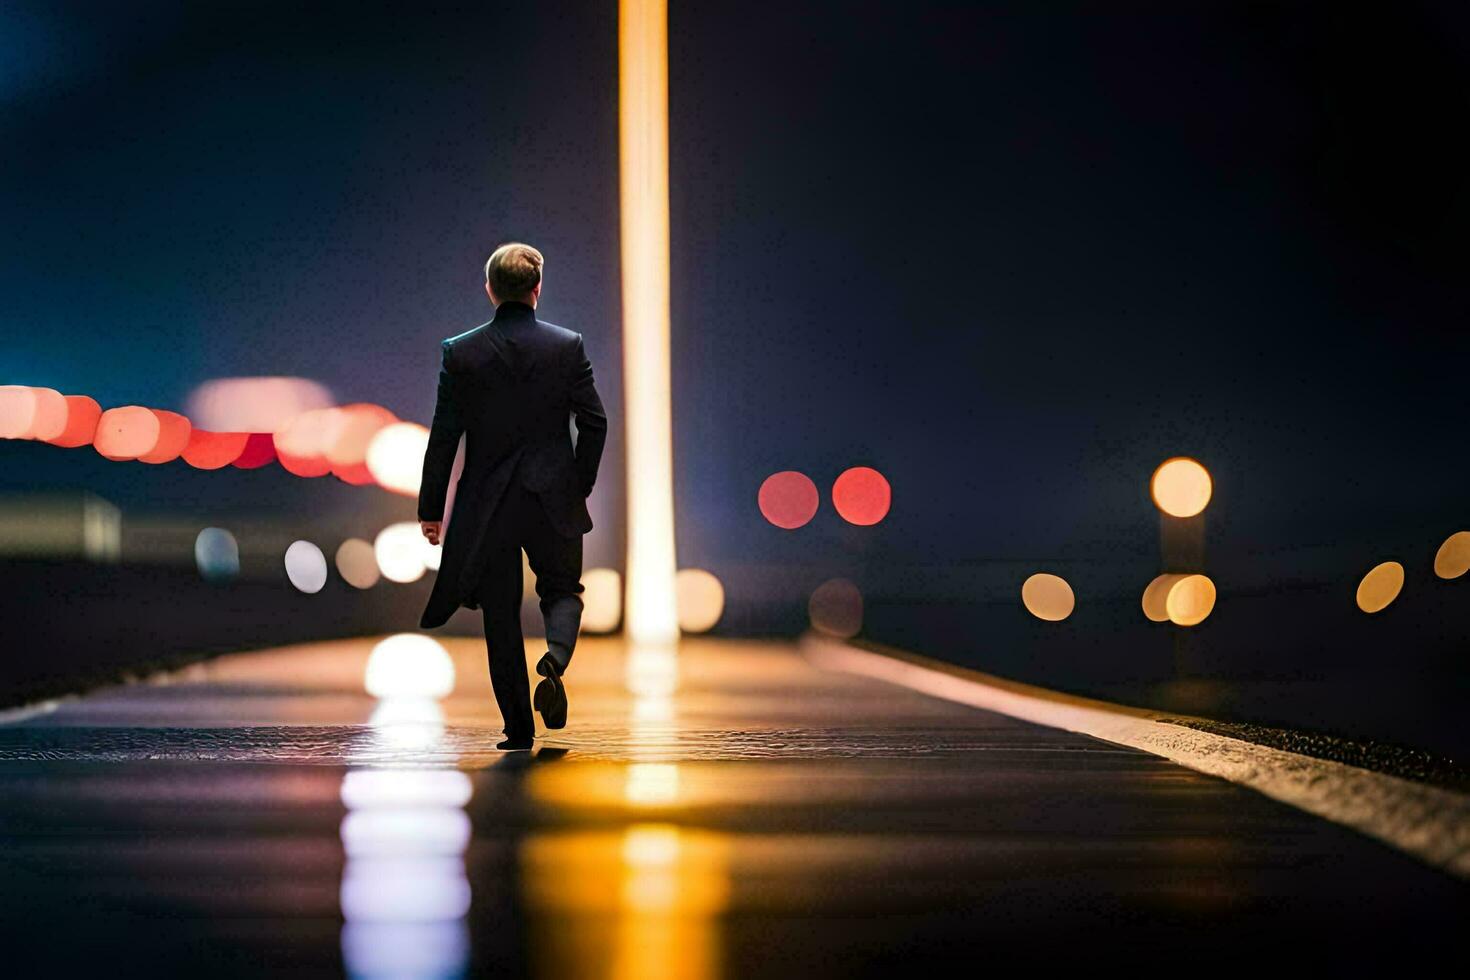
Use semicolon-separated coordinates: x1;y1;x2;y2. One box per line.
375;523;429;584
341;770;473;810
366;422;430;496
340;856;471;922
284;540;328;594
365;634;456;700
341;809;471;859
186;376;334;432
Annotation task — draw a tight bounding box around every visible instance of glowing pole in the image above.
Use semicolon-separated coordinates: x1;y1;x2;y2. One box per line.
619;0;679;646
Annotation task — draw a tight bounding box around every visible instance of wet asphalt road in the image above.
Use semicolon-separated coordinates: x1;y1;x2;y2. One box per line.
0;635;1464;976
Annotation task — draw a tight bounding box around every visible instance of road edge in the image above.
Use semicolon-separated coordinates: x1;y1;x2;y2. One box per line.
800;633;1470;878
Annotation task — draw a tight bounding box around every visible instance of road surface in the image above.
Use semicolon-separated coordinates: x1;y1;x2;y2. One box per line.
0;635;1463;975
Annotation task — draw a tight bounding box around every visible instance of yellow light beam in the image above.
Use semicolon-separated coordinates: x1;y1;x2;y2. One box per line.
619;0;680;646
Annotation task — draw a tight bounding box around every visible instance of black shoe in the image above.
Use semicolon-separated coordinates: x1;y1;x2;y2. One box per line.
533;653;568;730
497;734;534;751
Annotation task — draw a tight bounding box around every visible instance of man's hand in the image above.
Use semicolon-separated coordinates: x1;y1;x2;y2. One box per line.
420;521;443;547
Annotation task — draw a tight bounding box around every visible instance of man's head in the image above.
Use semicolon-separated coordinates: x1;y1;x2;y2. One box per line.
485;242;544;308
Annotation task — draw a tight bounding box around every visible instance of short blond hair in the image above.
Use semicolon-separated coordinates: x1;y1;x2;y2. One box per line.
485;242;544;300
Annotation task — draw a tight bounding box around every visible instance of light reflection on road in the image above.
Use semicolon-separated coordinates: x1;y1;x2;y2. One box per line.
340;636;473;980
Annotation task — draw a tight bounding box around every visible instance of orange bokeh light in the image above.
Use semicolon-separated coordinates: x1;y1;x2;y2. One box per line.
832;466;891;526
328;403;397;484
273;407;341;478
47;395;103;448
1434;531;1470;580
1021;572;1075;621
1355;561;1404;614
276;448;332;477
182;429;250;469
1140;573;1186;622
1150;456;1213;518
139;410;192;464
758;471;819;529
1165;574;1217;626
93;406;162;461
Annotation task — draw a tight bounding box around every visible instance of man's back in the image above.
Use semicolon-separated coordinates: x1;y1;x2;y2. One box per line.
420;300;607;541
417;298;606;631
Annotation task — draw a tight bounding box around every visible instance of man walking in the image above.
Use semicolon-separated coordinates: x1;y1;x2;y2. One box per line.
417;242;607;750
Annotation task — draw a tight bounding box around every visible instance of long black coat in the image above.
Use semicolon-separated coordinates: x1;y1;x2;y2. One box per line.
416;301;607;628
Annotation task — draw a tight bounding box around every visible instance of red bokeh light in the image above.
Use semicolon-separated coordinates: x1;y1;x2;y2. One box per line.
182;430;250;469
758;470;820;529
11;383;417;492
832;466;891;526
232;432;278;469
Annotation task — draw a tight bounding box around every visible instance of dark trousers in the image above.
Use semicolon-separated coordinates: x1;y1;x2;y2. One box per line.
475;481;585;738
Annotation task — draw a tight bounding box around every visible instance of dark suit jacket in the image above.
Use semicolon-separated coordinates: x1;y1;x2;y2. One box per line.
416;300;607;628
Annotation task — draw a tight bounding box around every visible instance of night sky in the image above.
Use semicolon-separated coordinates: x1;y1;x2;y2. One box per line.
5;2;1469;627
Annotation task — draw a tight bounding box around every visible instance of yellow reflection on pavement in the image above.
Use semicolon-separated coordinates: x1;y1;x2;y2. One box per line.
521;823;731;980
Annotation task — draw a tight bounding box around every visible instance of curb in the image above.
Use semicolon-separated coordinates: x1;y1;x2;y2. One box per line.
800;633;1470;878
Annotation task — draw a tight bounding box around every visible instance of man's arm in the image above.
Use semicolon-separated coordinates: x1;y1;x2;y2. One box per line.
570;335;607;496
418;341;462;531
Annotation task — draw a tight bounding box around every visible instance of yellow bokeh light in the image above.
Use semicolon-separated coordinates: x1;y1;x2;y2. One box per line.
625;646;677;698
1140;573;1186;622
1150;456;1213;518
624;763;679;807
619;0;679;646
366;422;430;496
582;568;623;633
1433;531;1470;580
1356;561;1404;614
1165;574;1216;626
674;569;724;633
1021;572;1075;622
622;824;681;866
